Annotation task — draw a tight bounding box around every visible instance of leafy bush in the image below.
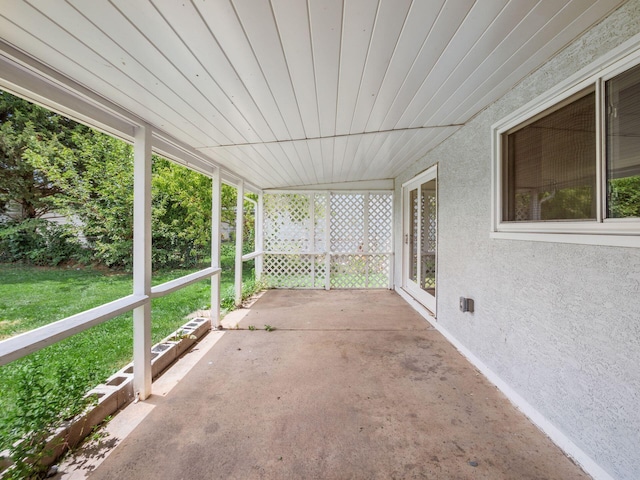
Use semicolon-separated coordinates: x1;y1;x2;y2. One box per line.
0;219;86;266
0;357;97;479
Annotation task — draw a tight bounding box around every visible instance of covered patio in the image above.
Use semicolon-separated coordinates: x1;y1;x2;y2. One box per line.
2;1;639;478
62;290;587;479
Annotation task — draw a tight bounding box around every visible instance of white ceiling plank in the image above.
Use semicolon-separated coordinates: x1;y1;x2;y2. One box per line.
321;137;335;183
192;0;291;140
271;0;320;139
331;135;350;182
440;0;595;124
0;0;627;190
305;139;326;184
378;0;476;131
396;0;511;128
152;0;278;144
408;0;532;128
205;145;286;188
334;0;379;135
0;6;213;149
17;2;236;146
348;0;413;134
289;140;321;186
277;141;316;186
232;0;306;140
340;133;367;182
361;0;443;132
64;0;247;146
308;0;343;137
252;143;306;186
112;0;263;145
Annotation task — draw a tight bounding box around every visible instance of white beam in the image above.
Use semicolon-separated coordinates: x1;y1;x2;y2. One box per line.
133;125;153;401
0;295;147;366
211;166;222;328
234;180;244;306
255;192;264;280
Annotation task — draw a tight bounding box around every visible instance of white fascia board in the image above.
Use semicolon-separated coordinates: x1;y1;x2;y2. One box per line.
0;39;137;141
0;39;264;193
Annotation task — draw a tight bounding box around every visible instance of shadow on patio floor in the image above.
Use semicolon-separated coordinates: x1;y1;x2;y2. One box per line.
60;289;588;480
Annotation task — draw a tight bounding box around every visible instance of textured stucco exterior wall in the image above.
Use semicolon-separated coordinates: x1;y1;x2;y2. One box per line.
393;2;640;479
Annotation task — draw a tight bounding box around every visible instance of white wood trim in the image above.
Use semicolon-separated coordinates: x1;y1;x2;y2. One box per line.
211;166;222;328
241;251;264;261
0;295;148;367
133;125;153;400
234;180;245;306
395;286;615;480
490;231;640;248
151;267;221;298
255;192;264;280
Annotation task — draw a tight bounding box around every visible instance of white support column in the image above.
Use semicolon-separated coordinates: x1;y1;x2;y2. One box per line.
325;192;331;290
133;125;152;401
211;167;222;328
255;191;264;281
234;180;244;306
363;192;370;288
309;193;315;286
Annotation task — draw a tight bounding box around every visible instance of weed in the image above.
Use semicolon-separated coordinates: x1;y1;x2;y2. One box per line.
264;324;275;332
248;325;256;331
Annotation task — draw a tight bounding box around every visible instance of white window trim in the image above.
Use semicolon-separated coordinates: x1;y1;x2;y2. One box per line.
491;32;640;248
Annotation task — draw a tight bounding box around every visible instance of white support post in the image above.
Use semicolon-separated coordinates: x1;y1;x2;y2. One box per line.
211;167;222;328
364;192;370;288
310;193;315;286
133;125;152;401
255;191;263;281
325;192;331;290
234;180;244;306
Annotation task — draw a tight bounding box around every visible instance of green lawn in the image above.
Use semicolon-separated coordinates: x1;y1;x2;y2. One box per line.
0;257;255;442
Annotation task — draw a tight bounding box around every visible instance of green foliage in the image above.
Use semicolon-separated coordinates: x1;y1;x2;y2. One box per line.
540;186;594;220
0;91;87;221
609;175;640;218
151;158;212;269
0;357;96;479
0;218;86;266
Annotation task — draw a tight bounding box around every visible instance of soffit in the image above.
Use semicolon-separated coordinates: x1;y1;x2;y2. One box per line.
0;0;625;189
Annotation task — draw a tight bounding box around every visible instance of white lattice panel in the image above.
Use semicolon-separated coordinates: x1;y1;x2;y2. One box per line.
330;194;364;253
369;193;393;253
330;254;390;289
314;193;328;253
263;254;327;288
263;194;312;252
263;191;392;289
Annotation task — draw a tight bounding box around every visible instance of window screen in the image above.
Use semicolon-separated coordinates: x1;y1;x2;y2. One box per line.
606;63;640;219
503;90;596;222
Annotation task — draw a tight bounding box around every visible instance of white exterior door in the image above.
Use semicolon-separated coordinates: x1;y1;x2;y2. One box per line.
402;165;437;314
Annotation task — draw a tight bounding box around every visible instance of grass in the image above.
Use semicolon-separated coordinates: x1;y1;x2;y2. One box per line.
0;252;257;445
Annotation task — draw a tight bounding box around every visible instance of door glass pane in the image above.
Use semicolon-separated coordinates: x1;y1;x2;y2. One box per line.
606;62;640;218
421;180;436;296
409;188;418;283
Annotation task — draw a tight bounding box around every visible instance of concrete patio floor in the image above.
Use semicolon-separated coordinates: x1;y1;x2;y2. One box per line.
62;290;588;479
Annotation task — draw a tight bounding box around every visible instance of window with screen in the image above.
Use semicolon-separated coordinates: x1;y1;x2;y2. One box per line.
502;89;596;222
494;53;640;245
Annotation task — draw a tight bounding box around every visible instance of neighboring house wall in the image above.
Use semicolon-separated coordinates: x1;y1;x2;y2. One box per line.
394;2;640;479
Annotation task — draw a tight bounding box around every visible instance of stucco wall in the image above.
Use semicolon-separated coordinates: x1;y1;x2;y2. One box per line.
393;2;640;479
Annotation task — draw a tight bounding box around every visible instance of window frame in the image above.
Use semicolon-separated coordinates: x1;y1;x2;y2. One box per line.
491;38;640;248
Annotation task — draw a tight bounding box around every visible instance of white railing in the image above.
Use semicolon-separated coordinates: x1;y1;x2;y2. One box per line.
0;267;221;367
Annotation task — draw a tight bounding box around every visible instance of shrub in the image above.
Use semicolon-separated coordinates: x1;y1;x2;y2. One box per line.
0;219;86;267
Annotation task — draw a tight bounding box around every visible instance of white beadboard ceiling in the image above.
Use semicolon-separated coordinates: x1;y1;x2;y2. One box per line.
0;0;626;190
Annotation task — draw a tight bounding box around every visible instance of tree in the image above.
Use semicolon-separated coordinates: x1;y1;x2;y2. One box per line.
0;91;86;220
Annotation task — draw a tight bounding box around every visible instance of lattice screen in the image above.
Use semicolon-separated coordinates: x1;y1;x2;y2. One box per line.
263;191;392;289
